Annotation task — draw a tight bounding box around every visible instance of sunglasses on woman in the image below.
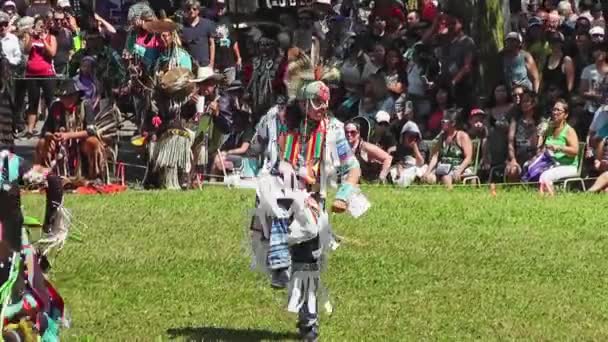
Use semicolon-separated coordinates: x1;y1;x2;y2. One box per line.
345;130;358;136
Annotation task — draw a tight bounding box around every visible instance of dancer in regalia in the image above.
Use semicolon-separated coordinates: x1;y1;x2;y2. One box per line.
0;152;70;341
250;48;364;341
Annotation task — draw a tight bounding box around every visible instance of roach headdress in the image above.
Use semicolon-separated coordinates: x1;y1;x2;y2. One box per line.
285;47;340;103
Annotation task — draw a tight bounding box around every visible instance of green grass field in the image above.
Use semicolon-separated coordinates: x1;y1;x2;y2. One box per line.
22;187;608;341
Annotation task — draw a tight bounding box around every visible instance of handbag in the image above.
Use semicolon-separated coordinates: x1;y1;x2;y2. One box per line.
522;151;555;182
435;163;452;177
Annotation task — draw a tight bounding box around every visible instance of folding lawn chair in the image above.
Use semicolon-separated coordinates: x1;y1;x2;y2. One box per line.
562;142;587;192
463;139;482;186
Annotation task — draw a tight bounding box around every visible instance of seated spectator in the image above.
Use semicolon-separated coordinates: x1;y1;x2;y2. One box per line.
579;41;608;139
345;121;392;183
422;108;474;188
364;15;391;47
390;121;427;187
590;26;604;44
69;30;126;100
542;83;567;116
378;46;406;98
573;32;592;87
588;170;608;192
35;80;105;180
545;10;561;33
501;32;540;93
26;0;52;18
568;95;587;138
0;11;21;68
359;74;394;120
511;84;526;105
576;16;592;36
506;90;541;182
425;85;452;139
467;108;488;174
436;13;476;112
542;31;575;96
73;56;100;108
557;0;577;28
2;1;19;32
369;110;396;154
212;110;253;177
468;108;487;141
406;42;438;124
592;137;608;175
292;7;322;63
484;83;514;170
538;99;580;195
591;3;605;29
365;41;386;76
589;106;608;150
525;16;549;72
339;37;369;98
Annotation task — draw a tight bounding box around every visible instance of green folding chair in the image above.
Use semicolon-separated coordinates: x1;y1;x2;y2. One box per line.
463;139;482;186
562;142;587;192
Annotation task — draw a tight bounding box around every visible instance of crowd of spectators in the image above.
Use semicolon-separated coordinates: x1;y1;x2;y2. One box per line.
2;0;608;193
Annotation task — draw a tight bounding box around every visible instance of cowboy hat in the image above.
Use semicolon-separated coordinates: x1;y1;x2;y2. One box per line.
190;67;222;83
143;19;177;33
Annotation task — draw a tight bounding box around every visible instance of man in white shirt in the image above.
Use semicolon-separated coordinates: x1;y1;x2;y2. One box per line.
0;11;21;67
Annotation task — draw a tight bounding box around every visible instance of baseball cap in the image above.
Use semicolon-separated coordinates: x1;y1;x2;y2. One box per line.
2;1;16;8
57;0;71;8
505;31;523;43
528;16;543;28
375;110;391;124
469;108;485;118
590;26;605;36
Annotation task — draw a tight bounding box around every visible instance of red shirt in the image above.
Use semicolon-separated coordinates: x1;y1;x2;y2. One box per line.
26;35;55;77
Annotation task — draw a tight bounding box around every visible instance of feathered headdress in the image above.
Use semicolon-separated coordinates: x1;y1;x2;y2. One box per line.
285;47;341;103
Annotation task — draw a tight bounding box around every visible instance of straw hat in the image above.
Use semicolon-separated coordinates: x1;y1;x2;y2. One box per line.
190;67;222;83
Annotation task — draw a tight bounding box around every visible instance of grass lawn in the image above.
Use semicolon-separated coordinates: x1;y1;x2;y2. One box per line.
22;186;608;341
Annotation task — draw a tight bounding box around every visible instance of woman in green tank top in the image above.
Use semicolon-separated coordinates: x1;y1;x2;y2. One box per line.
422;108;474;188
539;98;580;195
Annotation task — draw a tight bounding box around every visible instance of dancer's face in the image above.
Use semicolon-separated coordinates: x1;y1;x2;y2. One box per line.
301;97;328;122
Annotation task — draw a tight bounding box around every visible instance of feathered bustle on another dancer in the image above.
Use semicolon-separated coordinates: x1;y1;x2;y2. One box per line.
0;181;68;341
0;149;73;341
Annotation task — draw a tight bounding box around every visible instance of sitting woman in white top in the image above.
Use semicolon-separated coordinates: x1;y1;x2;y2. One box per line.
539;98;580;195
390;121;427;187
